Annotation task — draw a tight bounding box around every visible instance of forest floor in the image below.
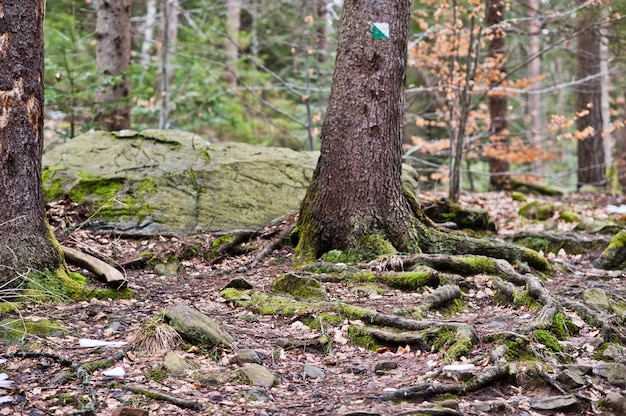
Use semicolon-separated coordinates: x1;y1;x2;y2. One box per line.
2;191;626;415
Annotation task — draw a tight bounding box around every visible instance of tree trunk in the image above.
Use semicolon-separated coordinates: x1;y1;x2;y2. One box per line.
224;0;241;86
159;0;179;129
0;1;64;282
293;0;420;259
486;0;510;190
140;0;158;68
576;8;606;188
525;0;543;174
600;24;611;171
618;91;626;192
95;0;132;131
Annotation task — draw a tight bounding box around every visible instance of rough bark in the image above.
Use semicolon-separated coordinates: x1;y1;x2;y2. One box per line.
525;0;543;174
486;0;511;190
576;7;606;188
0;1;64;281
294;0;420;259
95;0;132;131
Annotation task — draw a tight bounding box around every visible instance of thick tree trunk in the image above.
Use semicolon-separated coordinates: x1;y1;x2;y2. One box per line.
576;9;606;188
294;0;420;260
95;0;132;131
0;1;64;281
486;0;510;190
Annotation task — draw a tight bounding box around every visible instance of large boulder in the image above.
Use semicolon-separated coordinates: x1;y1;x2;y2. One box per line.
42;129;420;234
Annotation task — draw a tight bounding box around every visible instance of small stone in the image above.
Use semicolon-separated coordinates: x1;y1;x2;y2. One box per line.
594;363;626;387
235;349;262;365
162;351;191;376
222;277;253;290
582;288;610;312
197;370;235;386
163;305;233;348
154;262;179;276
471;402;492;412
529;395;579;411
347;366;367;375
337;412;382;416
604;391;626;413
556;369;586;389
303;364;325;379
247;387;271;402
486;321;506;329
602;344;623;362
350;286;381;297
374;361;398;372
241;364;276;389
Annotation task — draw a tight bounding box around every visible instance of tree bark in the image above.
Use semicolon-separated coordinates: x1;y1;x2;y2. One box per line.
158;0;179;129
486;0;510;190
618;91;626;192
293;0;420;259
525;0;543;174
576;7;606;188
95;0;132;131
0;1;64;281
140;0;158;68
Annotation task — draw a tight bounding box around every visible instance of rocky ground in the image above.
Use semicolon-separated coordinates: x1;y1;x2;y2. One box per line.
2;191;626;415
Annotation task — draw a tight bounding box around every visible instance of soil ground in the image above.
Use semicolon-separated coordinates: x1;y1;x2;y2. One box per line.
2;191;626;415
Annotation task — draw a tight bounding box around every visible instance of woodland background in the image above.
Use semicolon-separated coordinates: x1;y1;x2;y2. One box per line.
44;0;626;197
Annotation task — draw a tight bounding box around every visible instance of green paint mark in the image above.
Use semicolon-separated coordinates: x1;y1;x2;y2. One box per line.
372;22;389;40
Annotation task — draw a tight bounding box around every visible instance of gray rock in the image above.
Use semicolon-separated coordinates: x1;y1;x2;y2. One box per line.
196;370;235;386
604;391;626;414
247;387;271;402
163;305;233;348
556;369;586;389
235;349;262;365
270;273;327;300
602;344;624;362
303;364;325;379
42;130;421;234
241;363;277;389
593;363;626;387
529;395;579;411
154;262;179;276
222;277;253;290
374;361;398;372
162;351;191;376
582;288;610;312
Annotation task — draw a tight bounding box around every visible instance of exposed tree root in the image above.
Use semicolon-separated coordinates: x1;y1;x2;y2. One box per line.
62;245;126;288
114;383;203;410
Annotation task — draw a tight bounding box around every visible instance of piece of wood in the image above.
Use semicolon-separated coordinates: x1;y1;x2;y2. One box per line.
62;245;126;287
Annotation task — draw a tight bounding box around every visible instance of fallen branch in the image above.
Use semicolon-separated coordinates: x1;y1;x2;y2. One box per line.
116;383;203;410
62;245;126;288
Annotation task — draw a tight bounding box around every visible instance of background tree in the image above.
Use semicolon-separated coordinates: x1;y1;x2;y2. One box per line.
576;3;606;188
486;0;510;190
95;0;132;130
0;1;67;283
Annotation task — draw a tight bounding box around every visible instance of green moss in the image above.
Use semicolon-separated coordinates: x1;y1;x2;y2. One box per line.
381;267;439;290
302;312;342;330
352;284;385;295
24;268;89;301
210;233;235;258
511;192;527;202
352;272;377;283
42;165;67;200
219;288;251;301
559;211;581;223
145;368;168;382
347;326;380;351
532;330;562;352
592;342;613;360
270;273;327;300
445;328;474;361
88;288;135;300
550;311;578;339
504;338;536;361
0;318;67;343
518;200;556;221
458;256;496;274
320;250;344;262
512;287;540;311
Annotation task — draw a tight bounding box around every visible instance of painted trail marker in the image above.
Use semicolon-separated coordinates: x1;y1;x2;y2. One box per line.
372;22;389;40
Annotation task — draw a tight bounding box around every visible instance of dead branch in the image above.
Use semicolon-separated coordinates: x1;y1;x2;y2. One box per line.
116;383;203;410
248;225;293;268
62;245;126;288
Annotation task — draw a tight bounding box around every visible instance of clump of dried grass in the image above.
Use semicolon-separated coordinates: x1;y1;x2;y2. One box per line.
134;314;182;354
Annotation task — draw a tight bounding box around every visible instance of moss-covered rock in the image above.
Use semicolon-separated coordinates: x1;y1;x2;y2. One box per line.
43;130;422;234
518;200;556;221
270;273;328;300
594;230;626;270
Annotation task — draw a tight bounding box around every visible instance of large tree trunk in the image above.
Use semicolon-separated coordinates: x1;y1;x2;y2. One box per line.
0;1;64;281
576;8;606;188
486;0;510;190
293;0;420;259
95;0;132;131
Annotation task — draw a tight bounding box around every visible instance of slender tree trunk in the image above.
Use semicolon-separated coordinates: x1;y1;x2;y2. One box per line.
140;0;158;68
0;1;64;281
95;0;132;131
159;0;179;129
224;0;241;85
576;9;606;188
315;0;327;64
486;0;510;190
294;0;419;260
617;91;626;192
526;0;543;173
600;26;611;172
